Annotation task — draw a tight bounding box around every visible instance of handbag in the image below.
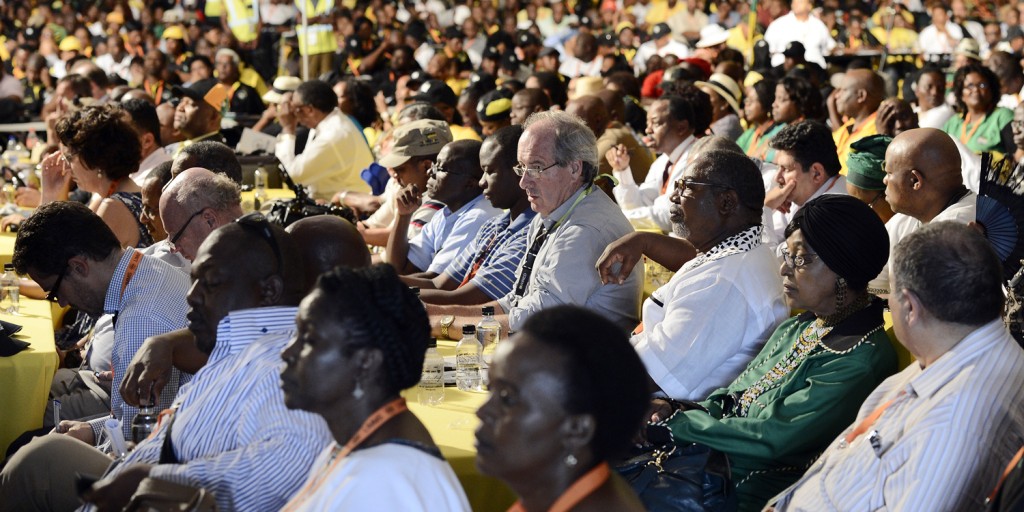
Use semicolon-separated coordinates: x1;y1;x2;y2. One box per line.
123;477;218;512
616;419;736;512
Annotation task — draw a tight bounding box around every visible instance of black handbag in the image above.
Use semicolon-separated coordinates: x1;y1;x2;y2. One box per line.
617;420;737;512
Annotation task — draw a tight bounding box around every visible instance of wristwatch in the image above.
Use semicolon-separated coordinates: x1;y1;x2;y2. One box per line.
440;315;456;339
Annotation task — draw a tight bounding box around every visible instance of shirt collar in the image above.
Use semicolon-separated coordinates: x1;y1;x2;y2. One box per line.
680;225;764;274
509;208;537;231
668;134;696;163
444;193;487;216
103;249;135;314
209;305;299;362
904;319;1007;400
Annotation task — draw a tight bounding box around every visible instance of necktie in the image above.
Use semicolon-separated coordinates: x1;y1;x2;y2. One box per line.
512;224;549;297
660;159;674;195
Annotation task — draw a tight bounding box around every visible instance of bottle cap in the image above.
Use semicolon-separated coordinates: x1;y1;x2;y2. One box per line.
481;305;494;315
462;324;476;334
428;337;437;347
3;263;13;271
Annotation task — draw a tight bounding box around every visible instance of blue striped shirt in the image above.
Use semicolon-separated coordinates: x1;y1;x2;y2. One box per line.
445;209;536;301
87;249;191;443
773;319;1024;511
106;306;331;512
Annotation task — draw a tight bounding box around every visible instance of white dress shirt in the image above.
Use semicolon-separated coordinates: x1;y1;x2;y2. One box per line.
613;135;695;233
275;109;374;201
763;13;836;68
917;22;964;59
408;194;501;274
131;147;172;184
633;39;692;75
916;103;955;129
774;319;1024;511
868;190;975;294
632;226;788;400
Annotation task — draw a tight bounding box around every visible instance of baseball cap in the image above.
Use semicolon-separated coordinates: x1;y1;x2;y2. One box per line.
162;25;187;40
172;78;229;110
651;23;672;39
58;35;83;52
477;89;513;122
538;46;560;58
411;79;458;107
782;41;806;59
379;119;454;169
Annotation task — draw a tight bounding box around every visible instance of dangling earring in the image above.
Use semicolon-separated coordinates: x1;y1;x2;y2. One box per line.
352;379;364;400
834;277;848;310
565;453;578;467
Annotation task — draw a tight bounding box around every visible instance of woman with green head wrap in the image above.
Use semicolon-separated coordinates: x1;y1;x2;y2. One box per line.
846;134;895;223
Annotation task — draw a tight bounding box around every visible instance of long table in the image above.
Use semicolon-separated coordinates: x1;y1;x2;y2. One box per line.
0;285;57;455
405;340;517;511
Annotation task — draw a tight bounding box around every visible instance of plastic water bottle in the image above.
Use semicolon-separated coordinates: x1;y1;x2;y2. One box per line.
253;167;269;211
418;338;445;405
1;264;19;315
477;305;500;350
456;325;482;391
131;405;158;444
7;137;29;166
2;136;18;168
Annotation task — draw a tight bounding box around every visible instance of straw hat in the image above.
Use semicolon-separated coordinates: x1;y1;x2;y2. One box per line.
695;73;742;116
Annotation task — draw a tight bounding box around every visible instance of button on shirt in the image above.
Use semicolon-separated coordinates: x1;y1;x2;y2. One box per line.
497;186;642;332
87;249;191;443
275;108;374;201
774;319;1024;511
613;135;695;233
445;209;537;301
408;194;502;274
99;306;331;512
632;226;788;400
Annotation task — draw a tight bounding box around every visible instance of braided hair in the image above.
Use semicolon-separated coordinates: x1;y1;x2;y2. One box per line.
314;264;429;395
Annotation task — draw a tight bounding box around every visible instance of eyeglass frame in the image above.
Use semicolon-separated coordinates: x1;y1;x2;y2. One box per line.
673;178;734;193
234;212;283;275
169;208;207;246
46;263;68;303
512;161;561;179
780;247;819;270
428;161;475;179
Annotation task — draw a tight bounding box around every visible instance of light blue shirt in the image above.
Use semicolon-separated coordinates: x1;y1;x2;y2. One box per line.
408;194;502;274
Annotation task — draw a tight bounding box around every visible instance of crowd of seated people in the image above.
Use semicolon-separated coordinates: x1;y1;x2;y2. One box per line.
2;1;1024;510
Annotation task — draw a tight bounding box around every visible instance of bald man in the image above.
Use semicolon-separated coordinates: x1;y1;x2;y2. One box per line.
868;128;976;294
830;69;886;175
286;216;371;290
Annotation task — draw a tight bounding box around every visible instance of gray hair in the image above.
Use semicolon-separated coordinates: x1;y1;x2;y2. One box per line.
167;170;241;214
892;221;1003;326
523;110;599;183
215;48;241;64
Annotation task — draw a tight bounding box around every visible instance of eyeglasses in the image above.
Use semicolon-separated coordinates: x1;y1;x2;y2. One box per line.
428;162;473;179
46;264;68;303
781;247;818;270
964;82;989;91
60;149;76;167
674;178;734;193
512;161;561;178
235;212;282;275
169;208;206;246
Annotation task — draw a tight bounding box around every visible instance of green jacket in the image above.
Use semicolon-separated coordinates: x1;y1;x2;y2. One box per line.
669;300;898;512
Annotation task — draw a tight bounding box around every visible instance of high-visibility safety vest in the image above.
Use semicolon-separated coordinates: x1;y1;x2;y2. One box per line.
224;0;260;43
296;0;338;55
205;0;225;18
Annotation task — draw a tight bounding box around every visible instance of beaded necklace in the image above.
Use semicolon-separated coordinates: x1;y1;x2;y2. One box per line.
733;296;872;417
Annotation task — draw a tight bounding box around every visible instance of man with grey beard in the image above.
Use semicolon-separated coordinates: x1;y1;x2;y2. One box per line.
597;148;787;401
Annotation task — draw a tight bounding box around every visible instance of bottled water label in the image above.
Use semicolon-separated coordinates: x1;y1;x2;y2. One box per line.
456;353;481;391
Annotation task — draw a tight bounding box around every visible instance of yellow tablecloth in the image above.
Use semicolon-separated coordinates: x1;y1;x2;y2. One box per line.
404;340;516;512
0;296;58;455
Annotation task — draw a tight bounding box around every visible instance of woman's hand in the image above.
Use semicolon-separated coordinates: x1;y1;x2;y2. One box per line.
38;151;72;204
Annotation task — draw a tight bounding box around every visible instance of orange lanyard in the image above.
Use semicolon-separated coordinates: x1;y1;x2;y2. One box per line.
119;250;143;299
844;392;903;444
988;445;1024;504
281;398;408;511
460;228;503;287
508;462;610;512
960;113;985;145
